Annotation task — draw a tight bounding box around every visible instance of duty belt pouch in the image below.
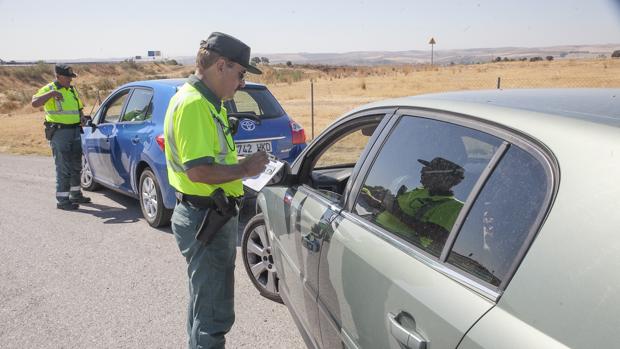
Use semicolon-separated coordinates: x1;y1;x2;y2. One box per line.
195;188;238;245
44;122;56;141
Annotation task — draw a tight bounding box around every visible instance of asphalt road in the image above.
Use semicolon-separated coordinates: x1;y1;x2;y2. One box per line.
0;153;305;349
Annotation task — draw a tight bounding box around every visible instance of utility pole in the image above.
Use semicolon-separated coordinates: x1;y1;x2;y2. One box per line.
429;37;436;66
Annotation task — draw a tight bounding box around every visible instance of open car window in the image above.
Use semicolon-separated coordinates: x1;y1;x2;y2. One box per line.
303;121;380;202
97;89;130;124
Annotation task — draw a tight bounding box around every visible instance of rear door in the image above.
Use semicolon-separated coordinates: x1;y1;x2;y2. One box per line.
317;111;508;349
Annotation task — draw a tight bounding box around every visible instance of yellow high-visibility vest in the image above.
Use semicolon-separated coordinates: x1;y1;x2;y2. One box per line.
33;82;83;124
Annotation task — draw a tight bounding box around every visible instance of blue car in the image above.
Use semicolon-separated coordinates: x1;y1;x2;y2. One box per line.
80;79;307;227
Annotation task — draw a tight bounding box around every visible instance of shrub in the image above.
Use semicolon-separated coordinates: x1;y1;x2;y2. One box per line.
612;50;620;58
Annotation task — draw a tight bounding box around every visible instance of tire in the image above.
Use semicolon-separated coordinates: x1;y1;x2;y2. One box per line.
241;213;283;303
81;154;101;191
139;168;172;227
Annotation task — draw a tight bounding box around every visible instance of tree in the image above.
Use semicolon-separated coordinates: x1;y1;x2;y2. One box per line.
286;61;293;67
612;50;620;58
260;57;270;64
529;56;543;62
494;56;502;62
545;56;554;61
251;56;261;65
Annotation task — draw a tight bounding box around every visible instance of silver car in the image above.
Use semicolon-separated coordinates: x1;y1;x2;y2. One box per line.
242;89;620;349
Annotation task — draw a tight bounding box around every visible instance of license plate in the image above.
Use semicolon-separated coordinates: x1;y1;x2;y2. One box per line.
236;141;272;155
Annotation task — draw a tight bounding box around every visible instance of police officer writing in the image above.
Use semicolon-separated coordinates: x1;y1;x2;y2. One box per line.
31;64;91;210
163;32;269;349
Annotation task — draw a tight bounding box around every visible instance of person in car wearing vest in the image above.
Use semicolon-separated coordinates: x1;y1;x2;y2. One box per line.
32;64;91;210
163;33;269;349
363;157;465;256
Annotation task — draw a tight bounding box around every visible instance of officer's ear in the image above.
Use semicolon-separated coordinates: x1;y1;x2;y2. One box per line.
215;58;227;73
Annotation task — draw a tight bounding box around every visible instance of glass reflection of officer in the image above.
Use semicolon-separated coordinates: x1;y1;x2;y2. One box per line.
31;64;91;210
163;32;268;349
374;157;465;255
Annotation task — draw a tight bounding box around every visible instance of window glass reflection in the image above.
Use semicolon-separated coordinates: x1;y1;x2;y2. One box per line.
354;116;501;257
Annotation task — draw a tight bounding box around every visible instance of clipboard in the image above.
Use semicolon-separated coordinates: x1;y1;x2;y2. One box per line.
242;157;285;192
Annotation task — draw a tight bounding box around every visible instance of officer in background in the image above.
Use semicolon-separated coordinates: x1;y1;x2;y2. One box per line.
32;64;91;210
164;32;269;348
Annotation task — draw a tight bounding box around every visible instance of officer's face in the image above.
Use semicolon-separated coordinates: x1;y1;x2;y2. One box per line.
221;60;246;100
56;74;73;88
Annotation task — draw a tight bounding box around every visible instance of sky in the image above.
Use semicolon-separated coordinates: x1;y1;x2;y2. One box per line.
1;0;620;61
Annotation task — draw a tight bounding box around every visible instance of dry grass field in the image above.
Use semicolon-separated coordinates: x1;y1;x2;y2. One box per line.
1;58;618;155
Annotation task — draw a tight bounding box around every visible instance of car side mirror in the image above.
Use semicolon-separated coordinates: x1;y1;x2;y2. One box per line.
84;118;96;130
267;161;295;187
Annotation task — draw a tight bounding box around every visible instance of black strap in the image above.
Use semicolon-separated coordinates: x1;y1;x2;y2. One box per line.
44;121;80;129
175;191;242;209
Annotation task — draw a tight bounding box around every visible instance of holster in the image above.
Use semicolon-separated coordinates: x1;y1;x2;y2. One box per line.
195;188;239;245
44;122;57;141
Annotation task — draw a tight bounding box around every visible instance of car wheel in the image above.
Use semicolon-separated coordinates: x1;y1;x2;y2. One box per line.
242;213;283;303
139;168;172;227
81;154;100;191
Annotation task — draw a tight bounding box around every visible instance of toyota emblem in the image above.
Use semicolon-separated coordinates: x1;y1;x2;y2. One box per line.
240;119;256;131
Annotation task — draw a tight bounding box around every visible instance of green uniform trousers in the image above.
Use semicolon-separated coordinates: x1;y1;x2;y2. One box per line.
171;201;238;349
49;127;83;203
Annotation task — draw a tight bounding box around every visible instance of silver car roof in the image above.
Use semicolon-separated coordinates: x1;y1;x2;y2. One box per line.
357;88;620;128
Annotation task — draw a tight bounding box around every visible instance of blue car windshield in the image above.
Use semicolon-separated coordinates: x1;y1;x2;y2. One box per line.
224;88;285;119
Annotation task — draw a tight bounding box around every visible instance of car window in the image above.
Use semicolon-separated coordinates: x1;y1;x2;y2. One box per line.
121;88;153;122
315;127;373;169
225;88;285;119
353;115;502;257
101;90;130;124
447;145;548;287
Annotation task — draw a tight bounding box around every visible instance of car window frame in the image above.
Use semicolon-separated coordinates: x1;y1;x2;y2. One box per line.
293;108;396;207
343;107;559;300
93;87;132;125
118;87;154;124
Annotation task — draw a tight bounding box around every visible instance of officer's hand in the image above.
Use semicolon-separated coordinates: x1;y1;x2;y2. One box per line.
242;151;269;177
50;91;63;101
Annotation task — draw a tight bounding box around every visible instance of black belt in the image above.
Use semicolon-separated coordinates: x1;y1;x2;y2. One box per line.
175;192;242;209
44;122;80;129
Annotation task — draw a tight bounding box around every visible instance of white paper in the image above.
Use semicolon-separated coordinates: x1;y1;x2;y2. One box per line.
242;158;285;192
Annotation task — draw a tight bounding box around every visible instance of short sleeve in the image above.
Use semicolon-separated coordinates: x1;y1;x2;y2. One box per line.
174;100;218;170
33;84;51;98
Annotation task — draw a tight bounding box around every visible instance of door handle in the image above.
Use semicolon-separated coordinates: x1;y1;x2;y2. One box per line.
387;313;428;349
301;235;320;252
131;136;140;144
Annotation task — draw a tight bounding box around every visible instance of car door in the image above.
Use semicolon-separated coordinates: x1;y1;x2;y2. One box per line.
84;88;130;187
317;111;511;349
262;111;390;349
114;87;154;193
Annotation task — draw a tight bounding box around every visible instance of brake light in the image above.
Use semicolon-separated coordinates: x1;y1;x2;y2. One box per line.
290;120;306;145
156;134;165;151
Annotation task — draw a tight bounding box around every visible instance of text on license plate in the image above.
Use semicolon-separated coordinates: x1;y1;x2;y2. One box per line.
236;141;272;155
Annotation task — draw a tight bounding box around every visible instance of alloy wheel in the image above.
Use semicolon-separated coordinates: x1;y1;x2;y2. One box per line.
141;175;158;220
244;220;280;297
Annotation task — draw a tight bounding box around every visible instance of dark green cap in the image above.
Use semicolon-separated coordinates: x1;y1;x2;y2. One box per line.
55;64;77;77
201;32;262;75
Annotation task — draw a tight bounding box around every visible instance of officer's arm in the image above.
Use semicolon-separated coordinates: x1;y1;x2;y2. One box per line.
186;163;248;184
31;91;60;108
186;151;268;184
